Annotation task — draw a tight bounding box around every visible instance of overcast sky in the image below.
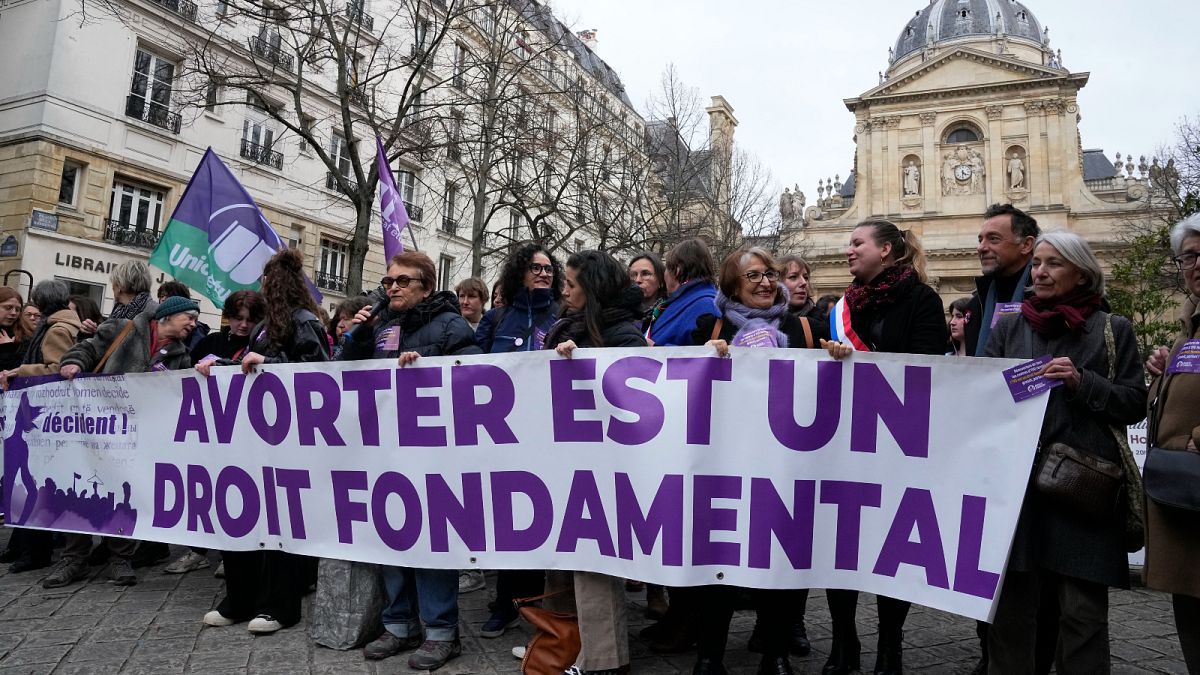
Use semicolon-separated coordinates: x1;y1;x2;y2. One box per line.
548;0;1200;204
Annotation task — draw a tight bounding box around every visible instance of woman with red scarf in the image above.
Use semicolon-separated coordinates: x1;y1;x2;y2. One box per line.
983;232;1147;673
820;219;948;675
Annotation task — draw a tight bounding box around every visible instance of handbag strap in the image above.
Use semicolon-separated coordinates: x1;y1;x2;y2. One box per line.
93;320;136;374
799;316;814;349
709;317;724;342
515;589;569;607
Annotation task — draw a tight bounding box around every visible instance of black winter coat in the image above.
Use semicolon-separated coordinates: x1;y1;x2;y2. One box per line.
190;328;251;363
848;280;948;355
690;311;828;348
341;291;480;360
243;310;330;364
545;315;646;350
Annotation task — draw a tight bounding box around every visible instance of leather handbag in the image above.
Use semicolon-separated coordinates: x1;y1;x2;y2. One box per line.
1143;361;1200;512
1035;442;1123;518
516;591;580;675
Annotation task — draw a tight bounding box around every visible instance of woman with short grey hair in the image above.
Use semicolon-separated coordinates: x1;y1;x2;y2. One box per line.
983;231;1147;672
1143;212;1200;673
108;260;156;320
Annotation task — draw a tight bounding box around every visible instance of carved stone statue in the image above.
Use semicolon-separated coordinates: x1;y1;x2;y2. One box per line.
792;184;806;214
779;188;794;222
903;161;921;196
942;144;987;196
1008;153;1026;190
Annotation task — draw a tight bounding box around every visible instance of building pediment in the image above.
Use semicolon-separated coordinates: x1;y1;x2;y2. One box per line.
847;48;1088;110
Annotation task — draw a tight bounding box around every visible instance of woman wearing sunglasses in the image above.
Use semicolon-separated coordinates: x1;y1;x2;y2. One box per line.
339;250;479;670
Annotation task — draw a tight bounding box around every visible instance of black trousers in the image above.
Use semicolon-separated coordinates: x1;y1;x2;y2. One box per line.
494;569;544;609
988;569;1110;675
6;528;52;562
216;550;316;627
695;586;803;661
826;590;910;649
1176;594;1200;675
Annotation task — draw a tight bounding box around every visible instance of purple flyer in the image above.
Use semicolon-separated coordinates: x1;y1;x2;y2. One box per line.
991;302;1023;328
1002;355;1063;402
1168;339;1200;375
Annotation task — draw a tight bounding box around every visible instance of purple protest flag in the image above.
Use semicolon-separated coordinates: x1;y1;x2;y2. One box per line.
376;135;409;259
149;147;321;307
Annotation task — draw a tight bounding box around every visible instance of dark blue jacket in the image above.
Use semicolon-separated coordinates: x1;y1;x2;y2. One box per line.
340;291;479;361
475;287;559;354
647;281;718;347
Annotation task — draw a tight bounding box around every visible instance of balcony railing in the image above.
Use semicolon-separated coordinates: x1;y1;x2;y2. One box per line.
104;220;162;250
314;271;348;293
405;202;423;222
326;172;359;194
441;217;457;235
240;139;283;170
251;36;294;72
149;0;197;21
125;95;181;134
344;1;374;31
348;86;370;107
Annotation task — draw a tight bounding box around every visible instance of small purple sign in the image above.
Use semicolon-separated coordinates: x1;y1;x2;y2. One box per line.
1002;355;1063;403
991;303;1023;328
1168;339;1200;375
376;327;401;352
732;328;779;349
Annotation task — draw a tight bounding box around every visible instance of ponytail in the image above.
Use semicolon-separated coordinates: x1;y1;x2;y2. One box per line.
858;219;929;283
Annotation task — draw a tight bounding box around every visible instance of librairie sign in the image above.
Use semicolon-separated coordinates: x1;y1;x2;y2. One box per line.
1;348;1046;622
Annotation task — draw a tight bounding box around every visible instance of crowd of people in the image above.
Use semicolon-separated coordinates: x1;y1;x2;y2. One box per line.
0;203;1196;675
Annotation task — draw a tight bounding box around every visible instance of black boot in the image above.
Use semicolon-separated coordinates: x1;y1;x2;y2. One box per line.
790;619;811;656
131;541;170;568
757;655;793;675
820;637;860;675
0;548;18;564
9;553;50;574
873;636;903;675
692;657;728;675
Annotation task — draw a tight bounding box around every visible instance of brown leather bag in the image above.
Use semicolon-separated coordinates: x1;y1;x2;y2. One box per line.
517;591;579;675
1034;442;1123;519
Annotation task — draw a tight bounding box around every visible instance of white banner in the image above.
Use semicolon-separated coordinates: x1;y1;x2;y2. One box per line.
1;347;1046;622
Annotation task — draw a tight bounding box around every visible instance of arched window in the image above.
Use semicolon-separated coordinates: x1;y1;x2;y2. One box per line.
946;126;981;144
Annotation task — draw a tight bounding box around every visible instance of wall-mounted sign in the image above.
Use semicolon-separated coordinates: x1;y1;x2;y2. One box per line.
0;236;17;257
30;210;59;232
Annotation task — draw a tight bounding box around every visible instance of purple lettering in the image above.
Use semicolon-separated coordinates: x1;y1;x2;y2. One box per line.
214;466;260;538
692;475;741;566
953;495;1001;599
342;369;389;446
207;374;245;443
850;365;931;457
248;373;292;446
262;466;280;536
768;360;842;451
556;471;616;556
294;372;346;446
371;471;422;551
665;358;732;444
275;468;311;539
873;488;949;588
820;480;882;571
396;367;446;447
550;359;603;442
614;473;683;566
331;470;369;544
491;471;553;552
173;378;209;443
152;463;184;529
748;478;815;570
451;365;517;446
602;357;665;445
185;464;215;534
426;473;486;552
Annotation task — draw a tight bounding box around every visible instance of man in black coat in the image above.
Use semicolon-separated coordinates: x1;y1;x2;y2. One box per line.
964;203;1040;356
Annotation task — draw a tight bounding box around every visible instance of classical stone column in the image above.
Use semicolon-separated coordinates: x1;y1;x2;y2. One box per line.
986;105;1005;203
869;117;888;216
1043;99;1065;206
920;112;939;214
1024;100;1047;207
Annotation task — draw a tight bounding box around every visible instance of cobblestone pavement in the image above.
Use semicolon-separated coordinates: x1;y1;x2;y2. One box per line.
0;538;1186;674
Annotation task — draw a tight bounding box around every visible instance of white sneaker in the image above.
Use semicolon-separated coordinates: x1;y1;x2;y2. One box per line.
203;610;234;627
165;551;210;574
512;646;527;660
248;615;283;634
458;569;486;593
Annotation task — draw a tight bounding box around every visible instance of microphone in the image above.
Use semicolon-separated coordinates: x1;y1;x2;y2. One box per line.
342;286;388;342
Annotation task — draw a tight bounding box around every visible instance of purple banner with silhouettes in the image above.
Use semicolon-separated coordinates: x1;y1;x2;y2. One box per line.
0;348;1046;622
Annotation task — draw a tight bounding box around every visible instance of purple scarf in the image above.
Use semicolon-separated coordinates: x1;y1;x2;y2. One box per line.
714;287;790;348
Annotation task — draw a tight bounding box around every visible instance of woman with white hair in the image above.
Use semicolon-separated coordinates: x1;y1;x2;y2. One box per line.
1142;213;1200;674
983;231;1147;673
107;260;157;320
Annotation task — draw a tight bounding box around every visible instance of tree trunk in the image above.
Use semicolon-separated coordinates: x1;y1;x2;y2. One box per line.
346;197;372;297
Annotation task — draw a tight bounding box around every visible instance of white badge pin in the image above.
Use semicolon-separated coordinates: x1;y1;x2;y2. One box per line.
514;338;524;347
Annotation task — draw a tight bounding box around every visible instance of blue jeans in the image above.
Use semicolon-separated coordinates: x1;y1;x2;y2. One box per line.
381;565;459;641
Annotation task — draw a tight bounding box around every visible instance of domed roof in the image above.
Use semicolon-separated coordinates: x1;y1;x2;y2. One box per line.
893;0;1044;64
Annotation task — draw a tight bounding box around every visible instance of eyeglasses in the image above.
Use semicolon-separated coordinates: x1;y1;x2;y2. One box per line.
1174;253;1199;271
381;275;423;288
528;263;554;276
742;270;780;284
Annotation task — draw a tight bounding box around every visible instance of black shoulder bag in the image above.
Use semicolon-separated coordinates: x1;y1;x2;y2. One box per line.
1143;353;1200;512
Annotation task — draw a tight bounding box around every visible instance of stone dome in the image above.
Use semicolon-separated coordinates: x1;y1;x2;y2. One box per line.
892;0;1045;64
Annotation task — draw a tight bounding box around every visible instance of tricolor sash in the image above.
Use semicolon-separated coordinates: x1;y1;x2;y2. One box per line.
828;297;870;352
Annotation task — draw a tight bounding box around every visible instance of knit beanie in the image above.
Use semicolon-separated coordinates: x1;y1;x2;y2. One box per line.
154;296;200;320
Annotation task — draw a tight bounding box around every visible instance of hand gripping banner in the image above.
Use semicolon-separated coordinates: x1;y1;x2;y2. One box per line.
1;347;1046;622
